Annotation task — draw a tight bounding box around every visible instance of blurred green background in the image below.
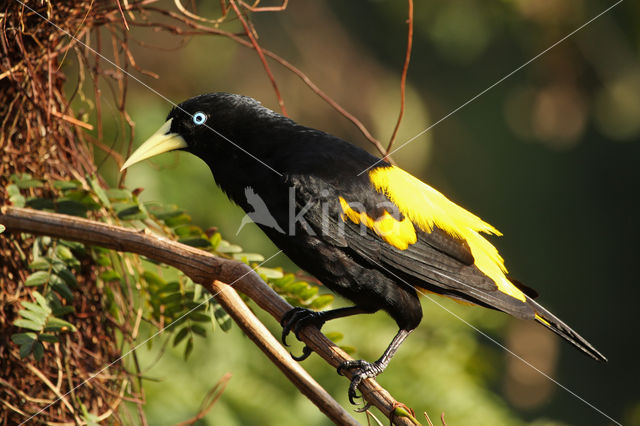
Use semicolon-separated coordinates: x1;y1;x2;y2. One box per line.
82;0;640;424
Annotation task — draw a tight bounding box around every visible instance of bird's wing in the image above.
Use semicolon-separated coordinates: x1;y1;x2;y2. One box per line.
290;166;532;318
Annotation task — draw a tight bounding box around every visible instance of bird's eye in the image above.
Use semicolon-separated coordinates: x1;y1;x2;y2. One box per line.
192;112;207;126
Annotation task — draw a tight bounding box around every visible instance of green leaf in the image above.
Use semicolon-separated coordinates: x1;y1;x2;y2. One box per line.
178;237;211;248
55;267;78;288
115;203;147;220
44;316;77;332
161;281;180;293
21;301;50;316
288;282;309;296
160;293;182;304
18;308;46;325
26;197;55;210
59;239;85;252
214;306;232;332
63;190;100;210
324;331;344;343
79;401;101;426
339;345;356;356
215;240;243;254
308;294;333;310
89;175;111;208
209;232;222;249
173;225;202;238
55;245;75;262
164;213;191;227
8;184;26;207
297;285;319;301
94;254;111;266
24;271;50;287
193;283;203;301
106;188;132;201
10;172;31;181
147;204;183;220
114;202;138;216
7;183;21;197
16;178;43;189
46;291;63;310
29;258;50;271
271;274;296;289
163;303;184;317
51;278;74;302
14;318;44;331
188;312;210;323
18;336;37;358
38;333;59;343
33;291;50;310
184;336;194;360
142;270;166;287
185;301;205;310
11;194;26;207
33;341;45;360
173;327;189;347
256;267;284;279
56;244;80;266
0;224;5;233
190;324;207;337
11;332;38;345
53;180;82;190
99;270;121;282
55;199;88;217
232;253;265;262
52;305;74;316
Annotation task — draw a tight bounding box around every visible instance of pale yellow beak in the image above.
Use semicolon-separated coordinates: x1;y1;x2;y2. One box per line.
120;119;188;171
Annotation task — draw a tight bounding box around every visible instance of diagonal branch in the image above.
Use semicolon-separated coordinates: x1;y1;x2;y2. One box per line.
0;206;418;426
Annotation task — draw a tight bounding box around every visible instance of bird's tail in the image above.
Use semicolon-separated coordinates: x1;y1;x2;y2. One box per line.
528;298;607;362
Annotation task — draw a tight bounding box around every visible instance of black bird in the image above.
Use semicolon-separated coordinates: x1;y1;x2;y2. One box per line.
122;93;606;403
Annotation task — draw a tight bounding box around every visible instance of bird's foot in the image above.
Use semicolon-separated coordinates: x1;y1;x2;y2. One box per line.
280;307;326;360
337;359;386;405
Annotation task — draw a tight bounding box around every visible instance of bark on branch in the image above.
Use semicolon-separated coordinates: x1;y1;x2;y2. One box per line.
1;206;418;426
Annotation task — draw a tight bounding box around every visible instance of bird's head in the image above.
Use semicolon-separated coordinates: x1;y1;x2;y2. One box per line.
121;92;274;171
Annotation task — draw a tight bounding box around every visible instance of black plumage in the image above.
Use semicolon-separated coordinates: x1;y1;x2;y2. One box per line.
122;92;606;403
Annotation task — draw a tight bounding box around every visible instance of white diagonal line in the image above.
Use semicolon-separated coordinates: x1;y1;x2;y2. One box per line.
19;249;284;425
13;0;622;423
13;0;283;177
358;0;624;176
356;250;621;426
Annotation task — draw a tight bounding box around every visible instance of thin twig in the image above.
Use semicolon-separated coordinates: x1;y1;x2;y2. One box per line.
387;0;414;156
137;9;391;158
175;373;232;426
49;110;94;130
228;0;288;116
1;206;419;426
238;0;289;13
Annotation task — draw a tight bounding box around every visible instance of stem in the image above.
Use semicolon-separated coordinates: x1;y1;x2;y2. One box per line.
387;0;414;156
1;206;417;426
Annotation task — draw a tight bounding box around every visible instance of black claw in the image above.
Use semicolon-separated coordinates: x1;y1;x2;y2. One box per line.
337;359;386;405
348;375;363;405
291;345;313;361
280;307;309;346
280;307;327;360
354;401;372;413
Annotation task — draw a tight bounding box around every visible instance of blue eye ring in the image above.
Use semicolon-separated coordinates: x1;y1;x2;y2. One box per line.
192;111;207;125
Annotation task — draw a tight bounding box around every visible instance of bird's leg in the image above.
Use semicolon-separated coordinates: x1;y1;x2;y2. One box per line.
280;306;371;360
337;328;412;404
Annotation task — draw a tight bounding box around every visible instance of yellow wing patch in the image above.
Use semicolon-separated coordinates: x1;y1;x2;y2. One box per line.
368;166;526;302
338;197;417;250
